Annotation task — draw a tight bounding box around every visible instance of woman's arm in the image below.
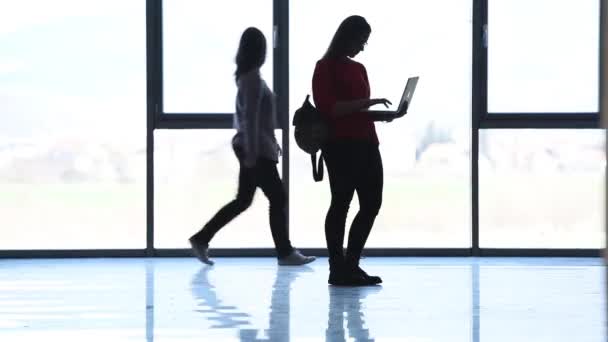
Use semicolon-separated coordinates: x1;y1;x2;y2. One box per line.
368;111;396;122
330;98;391;117
241;73;262;167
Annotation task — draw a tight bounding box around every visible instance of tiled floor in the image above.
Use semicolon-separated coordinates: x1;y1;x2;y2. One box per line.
0;257;604;341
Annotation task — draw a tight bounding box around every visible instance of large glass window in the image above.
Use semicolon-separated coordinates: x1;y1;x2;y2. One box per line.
0;0;146;249
154;130;282;248
488;0;599;113
289;0;472;248
479;130;605;248
162;0;273;113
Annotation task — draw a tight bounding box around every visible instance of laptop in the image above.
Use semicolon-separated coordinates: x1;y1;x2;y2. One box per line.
368;76;419;117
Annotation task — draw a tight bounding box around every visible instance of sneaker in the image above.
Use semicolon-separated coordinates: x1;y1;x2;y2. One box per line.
189;238;214;265
278;249;316;266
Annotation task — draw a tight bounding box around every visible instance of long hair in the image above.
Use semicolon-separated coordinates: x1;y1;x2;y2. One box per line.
235;27;267;81
323;15;371;59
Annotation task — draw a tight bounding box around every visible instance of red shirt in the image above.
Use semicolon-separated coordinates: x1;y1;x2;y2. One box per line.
312;58;379;144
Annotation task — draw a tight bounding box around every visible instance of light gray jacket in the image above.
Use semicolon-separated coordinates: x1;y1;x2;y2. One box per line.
233;69;281;165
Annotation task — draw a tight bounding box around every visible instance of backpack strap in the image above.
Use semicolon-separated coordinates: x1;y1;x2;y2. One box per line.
311;151;324;182
305;59;336;183
308;60;336;182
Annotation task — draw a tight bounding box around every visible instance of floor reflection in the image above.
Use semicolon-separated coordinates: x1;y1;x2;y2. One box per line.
0;258;602;341
190;265;380;341
325;286;381;342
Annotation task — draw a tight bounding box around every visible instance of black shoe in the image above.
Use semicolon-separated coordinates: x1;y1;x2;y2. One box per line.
328;259;377;286
328;258;344;285
344;254;382;285
354;266;382;285
328;270;376;286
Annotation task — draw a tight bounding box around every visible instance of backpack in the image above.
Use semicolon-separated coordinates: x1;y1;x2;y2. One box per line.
292;95;329;182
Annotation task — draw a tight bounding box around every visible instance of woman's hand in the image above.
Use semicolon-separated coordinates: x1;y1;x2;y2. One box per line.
369;111;397;122
396;100;409;117
368;98;392;108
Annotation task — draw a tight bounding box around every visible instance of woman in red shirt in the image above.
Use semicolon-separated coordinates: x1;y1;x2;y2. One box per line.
313;15;407;286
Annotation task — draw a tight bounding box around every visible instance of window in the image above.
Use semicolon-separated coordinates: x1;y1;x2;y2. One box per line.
0;0;146;249
479;129;605;248
154;130;282;248
162;0;273;113
488;0;599;113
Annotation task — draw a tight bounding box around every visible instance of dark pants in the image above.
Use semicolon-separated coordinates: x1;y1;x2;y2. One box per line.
192;148;293;258
323;141;383;263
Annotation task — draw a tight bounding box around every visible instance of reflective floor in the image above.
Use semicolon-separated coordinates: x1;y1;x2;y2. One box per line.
0;257;604;341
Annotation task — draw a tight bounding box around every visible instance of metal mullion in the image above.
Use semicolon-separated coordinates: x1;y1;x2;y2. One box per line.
0;250;148;259
155;0;164;126
0;248;601;258
479;248;602;258
146;248;601;258
472;0;487;256
481;113;600;129
153;248;473;258
480;119;600;129
155;122;233;129
160;113;233;117
146;0;163;256
156;114;234;129
274;0;290;235
487;112;598;118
